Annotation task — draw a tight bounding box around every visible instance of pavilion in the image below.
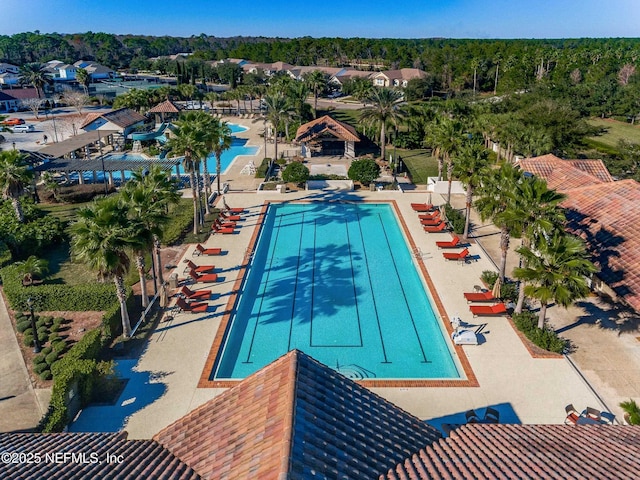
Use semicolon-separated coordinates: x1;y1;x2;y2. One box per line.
294;115;360;158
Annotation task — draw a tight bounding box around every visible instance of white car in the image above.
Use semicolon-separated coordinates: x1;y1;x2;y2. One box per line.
12;124;35;133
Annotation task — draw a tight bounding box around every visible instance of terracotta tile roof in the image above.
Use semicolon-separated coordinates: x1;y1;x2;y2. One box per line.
518;154;614;190
148;100;182;113
0;87;39;100
294;115;360;143
0;432;200;479
382;424;640;480
561;179;640;312
154;350;441;479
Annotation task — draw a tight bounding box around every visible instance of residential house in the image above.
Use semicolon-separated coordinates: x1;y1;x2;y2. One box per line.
0;63;19;74
329;69;374;87
80;107;147;140
57;64;78;80
518;154;640;313
371;68;427;88
0;73;20;86
73;60;115;80
1;350;639;479
0;91;21;112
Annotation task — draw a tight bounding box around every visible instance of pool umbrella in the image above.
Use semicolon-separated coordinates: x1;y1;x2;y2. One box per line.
159;283;168;308
492;276;502;299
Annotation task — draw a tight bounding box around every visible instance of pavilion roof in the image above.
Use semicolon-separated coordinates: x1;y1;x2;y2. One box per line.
295;115;360;143
148;100;182;113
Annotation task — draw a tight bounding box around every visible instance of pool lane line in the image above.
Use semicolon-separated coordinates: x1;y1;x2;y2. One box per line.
343;215;364;347
309;218;317;347
356;210;391;364
243;212;284;364
287;212;305;351
377;212;429;364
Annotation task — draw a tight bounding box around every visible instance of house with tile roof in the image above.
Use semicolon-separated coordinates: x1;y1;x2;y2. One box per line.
2;349;640;479
147;99;182;124
517;154;640;313
0;91;21;112
294;115;360;157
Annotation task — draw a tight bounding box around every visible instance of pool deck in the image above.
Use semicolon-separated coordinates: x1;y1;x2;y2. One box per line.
68;119;632;438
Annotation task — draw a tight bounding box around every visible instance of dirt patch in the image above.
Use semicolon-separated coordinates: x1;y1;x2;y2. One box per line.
130;244;188;297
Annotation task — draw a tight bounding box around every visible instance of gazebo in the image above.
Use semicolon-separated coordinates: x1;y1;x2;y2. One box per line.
148;100;182;124
294;115;360;158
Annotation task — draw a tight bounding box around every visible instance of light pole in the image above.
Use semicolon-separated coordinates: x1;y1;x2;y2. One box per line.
27;298;41;353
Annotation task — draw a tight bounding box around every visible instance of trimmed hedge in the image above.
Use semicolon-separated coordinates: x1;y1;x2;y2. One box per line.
160;199;196;246
512;311;569;354
0;239;11;268
0;265;118;312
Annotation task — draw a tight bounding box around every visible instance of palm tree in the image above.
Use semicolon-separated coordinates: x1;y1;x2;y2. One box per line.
0;150;34;222
263;91;292;164
15;256;49;286
475;162;524;282
19;63;51;98
75;68;91;95
166;117;208;234
71;196;144;338
359;87;405;162
514;233;597;329
425;116;463;202
208;119;232;195
304;70;328;118
452;139;490;240
126;165;180;286
505;177;566;313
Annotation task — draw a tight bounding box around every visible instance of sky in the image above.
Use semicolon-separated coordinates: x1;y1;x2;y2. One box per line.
1;0;639;39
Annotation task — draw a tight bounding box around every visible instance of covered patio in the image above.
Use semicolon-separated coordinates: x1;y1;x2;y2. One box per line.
38;130;119;159
294;115;360;158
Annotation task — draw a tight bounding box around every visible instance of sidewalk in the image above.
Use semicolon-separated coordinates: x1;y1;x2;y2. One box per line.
0;293;50;432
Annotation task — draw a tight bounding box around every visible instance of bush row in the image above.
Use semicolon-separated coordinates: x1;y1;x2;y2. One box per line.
512;311;569;354
160;199;197;245
1;265;118;311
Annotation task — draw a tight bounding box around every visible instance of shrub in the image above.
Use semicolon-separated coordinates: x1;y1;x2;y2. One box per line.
481;270;498;288
48;332;60;343
443;204;465;234
38;370;52;381
0;239;11;268
512;311;568;354
33;354;46;365
36;318;46;329
23;334;34;347
256;158;271;178
50;324;61;333
55;184;117;203
16;321;31;333
37;327;49;339
282;162;310;184
41;346;53;356
43;316;54;327
348;159;380;185
45;352;58;365
53;341;67;354
160;199;196;245
23;328;33;337
34;362;49;374
15;313;28;322
53;317;64;327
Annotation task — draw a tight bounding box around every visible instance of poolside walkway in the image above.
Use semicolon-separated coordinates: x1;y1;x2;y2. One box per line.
68;185;608;439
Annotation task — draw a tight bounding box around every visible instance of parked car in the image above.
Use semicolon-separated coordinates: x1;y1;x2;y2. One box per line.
12;124;35;133
1;118;25;126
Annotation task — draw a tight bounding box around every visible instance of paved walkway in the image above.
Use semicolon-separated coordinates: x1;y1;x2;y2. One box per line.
0;293;50;432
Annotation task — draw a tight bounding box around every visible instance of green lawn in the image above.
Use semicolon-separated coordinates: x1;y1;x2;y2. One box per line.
398;149;439;184
586;118;640;150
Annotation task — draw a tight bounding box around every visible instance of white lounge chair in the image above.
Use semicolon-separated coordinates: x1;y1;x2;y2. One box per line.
452;329;478;345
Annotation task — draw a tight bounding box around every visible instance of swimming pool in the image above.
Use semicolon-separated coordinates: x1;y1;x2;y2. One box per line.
212;202;461;381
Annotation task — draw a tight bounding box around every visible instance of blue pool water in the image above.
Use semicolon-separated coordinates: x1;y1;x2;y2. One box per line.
213;203;461;380
73;124;257;183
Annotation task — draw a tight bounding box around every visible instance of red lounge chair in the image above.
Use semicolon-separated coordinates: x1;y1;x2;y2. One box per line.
469;303;507;316
564;404;580;425
183;259;215;275
418;210;440;219
193;244;222;256
212;227;235;234
411;203;434;212
179;285;211;300
443;248;470;261
421;218;443;227
189;269;219;283
220;212;241;221
423;222;447;233
225;206;245;214
436;236;460;249
463;290;495;302
212;220;236;229
175;297;208;313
